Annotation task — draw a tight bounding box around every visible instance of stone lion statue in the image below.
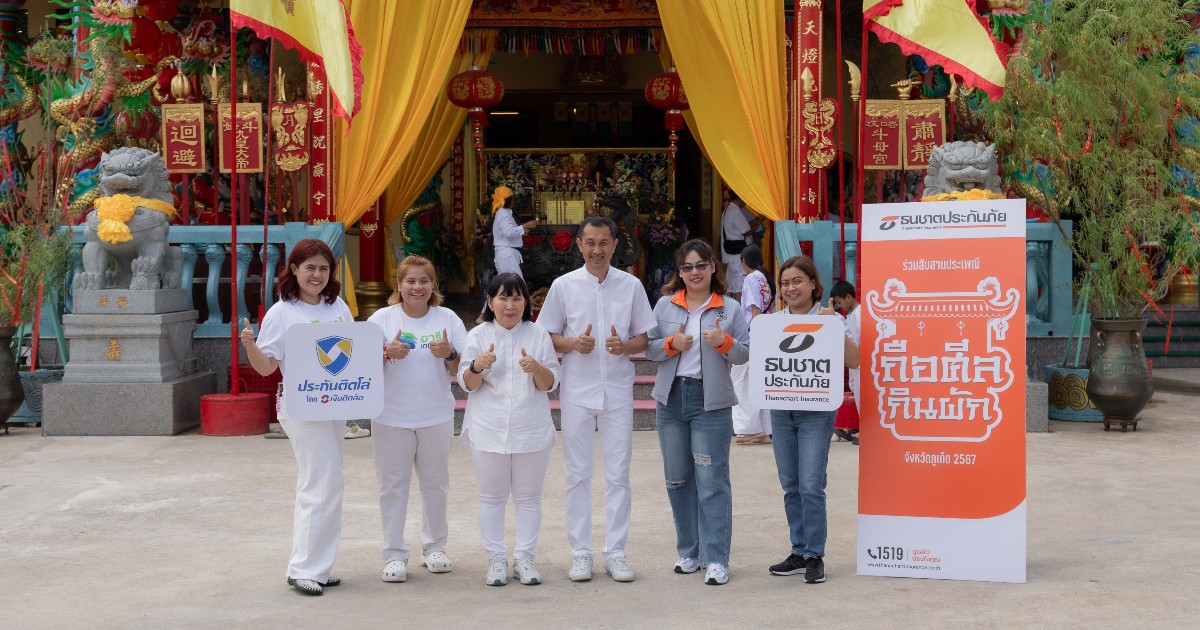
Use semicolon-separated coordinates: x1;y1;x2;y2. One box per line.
74;147;183;291
923;141;1002;196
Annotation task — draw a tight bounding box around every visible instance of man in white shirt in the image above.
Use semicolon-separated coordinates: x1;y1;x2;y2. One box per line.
537;216;657;583
831;279;862;411
720;193;760;298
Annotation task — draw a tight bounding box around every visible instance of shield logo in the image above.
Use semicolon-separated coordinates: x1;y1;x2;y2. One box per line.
315;336;353;376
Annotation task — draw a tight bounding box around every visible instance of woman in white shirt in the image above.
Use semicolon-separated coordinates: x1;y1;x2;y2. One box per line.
458;273;560;587
366;255;467;584
765;255;859;586
733;245;775;444
240;238;354;597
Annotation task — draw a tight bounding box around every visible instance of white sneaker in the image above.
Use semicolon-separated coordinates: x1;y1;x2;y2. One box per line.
345;423;370;439
704;563;729;585
604;555;635;582
513;555;542;585
568;555;593;581
422;550;453;573
673;557;700;574
485;554;508;586
381;559;407;582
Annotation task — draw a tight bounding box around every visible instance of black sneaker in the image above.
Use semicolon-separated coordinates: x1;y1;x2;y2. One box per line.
804;556;826;583
769;553;806;576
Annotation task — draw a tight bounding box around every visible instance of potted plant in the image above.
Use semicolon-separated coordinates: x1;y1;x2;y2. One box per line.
980;0;1200;431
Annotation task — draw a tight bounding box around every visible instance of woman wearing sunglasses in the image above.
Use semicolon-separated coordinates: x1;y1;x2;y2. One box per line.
645;239;750;586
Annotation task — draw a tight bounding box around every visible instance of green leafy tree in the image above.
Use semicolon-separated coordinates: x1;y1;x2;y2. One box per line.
980;0;1200;318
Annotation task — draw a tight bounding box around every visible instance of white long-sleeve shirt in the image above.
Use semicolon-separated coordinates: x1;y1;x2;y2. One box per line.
492;207;525;249
458;320;560;454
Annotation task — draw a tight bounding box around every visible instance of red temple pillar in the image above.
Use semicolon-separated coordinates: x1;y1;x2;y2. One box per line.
793;0;823;221
354;197;389;319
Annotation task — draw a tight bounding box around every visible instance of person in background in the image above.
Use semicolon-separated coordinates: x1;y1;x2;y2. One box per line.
240;238;354;597
766;256;860;585
645;239;750;586
491;186;538;279
537;216;657;583
719;192;761;298
830;280;861;412
458;273;560;587
732;245;775;445
367;255;467;584
830;280;862;444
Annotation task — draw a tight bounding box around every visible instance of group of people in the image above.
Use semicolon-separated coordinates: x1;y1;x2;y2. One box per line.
240;203;860;596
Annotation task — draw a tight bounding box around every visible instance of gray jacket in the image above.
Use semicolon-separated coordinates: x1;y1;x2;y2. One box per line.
645;291;750;411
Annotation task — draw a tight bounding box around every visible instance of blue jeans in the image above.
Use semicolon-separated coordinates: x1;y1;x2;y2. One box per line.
770;409;836;559
656;376;734;566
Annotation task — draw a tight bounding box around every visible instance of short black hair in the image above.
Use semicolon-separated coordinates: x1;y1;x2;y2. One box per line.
483;272;534;322
729;190;741;202
830;280;856;299
576;215;619;240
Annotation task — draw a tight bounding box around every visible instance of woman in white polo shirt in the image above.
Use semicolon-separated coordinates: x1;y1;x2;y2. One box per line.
240;238;353;597
458;273;560;587
366;255;467;584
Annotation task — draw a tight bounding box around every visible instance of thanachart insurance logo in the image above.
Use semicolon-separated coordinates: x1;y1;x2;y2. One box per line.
779;323;821;353
880;215;899;231
316;336;353;376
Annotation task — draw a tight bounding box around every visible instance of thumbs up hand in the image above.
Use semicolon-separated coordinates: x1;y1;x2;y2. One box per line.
429;327;454;359
239;318;256;347
704;318;727;348
385;329;411;360
575;323;596;355
518;347;542;375
818;299;837;316
670;322;694;352
605;324;627;356
474;343;498;372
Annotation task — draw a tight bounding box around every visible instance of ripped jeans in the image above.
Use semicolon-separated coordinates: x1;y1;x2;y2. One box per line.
655;376;734;566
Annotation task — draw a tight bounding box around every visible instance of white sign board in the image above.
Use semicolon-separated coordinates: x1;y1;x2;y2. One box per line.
749;315;845;411
282;321;385;421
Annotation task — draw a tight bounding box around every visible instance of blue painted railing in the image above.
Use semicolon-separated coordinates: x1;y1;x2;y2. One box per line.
773;220;1074;337
67;222;345;337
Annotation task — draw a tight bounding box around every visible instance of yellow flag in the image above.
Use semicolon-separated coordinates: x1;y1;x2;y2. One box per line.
231;0;364;122
864;0;1008;99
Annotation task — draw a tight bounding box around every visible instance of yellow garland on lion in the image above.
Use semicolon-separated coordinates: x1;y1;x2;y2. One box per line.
920;189;1007;202
93;194;177;244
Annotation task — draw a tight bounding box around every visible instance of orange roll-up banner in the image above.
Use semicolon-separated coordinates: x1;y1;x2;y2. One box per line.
858;199;1027;583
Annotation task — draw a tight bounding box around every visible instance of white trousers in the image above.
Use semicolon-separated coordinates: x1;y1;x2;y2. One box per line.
494;247;523;278
280;415;345;582
560;401;633;559
372;421;454;562
471;444;552;558
731;363;771;435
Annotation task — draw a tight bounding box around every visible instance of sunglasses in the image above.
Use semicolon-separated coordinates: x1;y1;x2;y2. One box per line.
679;262;712;274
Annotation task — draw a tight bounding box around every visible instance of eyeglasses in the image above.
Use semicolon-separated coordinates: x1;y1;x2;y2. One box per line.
679;262;711;274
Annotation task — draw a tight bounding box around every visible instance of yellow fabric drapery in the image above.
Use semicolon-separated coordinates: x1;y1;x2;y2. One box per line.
334;0;471;226
382;30;499;282
332;0;470;315
656;0;790;221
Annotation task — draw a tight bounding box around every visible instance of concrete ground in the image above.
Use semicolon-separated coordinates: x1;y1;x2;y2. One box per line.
2;388;1198;629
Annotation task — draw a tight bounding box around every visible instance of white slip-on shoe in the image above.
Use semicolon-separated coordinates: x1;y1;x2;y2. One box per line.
345;423;371;439
422;550;453;573
381;559;407;582
568;555;593;582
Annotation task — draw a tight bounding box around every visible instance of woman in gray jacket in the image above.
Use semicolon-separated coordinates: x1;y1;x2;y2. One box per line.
645;239;750;586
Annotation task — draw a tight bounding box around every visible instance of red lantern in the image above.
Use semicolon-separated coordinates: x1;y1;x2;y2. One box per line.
644;66;689;167
447;65;505;153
